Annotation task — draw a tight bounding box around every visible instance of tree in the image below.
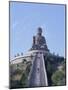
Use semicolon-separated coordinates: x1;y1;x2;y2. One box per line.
51;69;65;86
20;72;28;87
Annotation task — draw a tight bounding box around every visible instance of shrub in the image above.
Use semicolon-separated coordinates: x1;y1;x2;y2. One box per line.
51;70;65;85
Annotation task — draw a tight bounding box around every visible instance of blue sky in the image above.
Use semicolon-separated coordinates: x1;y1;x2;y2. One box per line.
10;2;65;59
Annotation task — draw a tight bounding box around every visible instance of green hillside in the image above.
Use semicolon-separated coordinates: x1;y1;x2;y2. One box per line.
10;55;66;88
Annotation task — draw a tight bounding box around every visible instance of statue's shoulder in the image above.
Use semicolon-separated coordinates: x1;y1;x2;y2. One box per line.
42;36;45;39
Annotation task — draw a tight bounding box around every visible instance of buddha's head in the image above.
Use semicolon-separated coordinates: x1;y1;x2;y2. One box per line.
37;27;42;36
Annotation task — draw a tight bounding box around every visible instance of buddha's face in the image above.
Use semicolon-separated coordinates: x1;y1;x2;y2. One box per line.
37;27;42;35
